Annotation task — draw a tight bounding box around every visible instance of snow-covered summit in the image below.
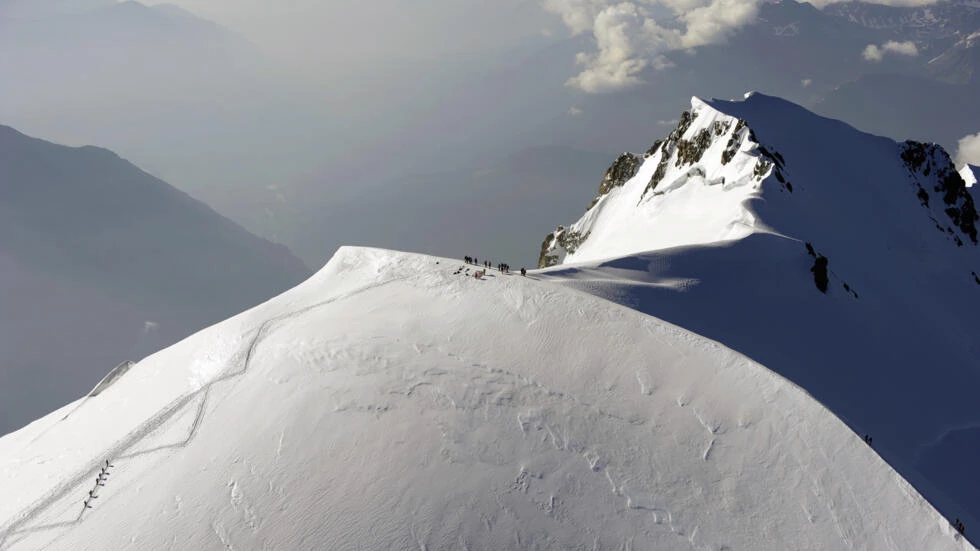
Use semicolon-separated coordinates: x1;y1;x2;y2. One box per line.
540;92;977;268
0;247;973;549
537;93;980;540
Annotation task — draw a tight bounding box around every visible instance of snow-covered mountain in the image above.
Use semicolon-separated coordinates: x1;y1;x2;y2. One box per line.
0;124;311;436
0;247;973;550
0;92;977;549
823;0;980;43
539;92;980;539
540;92;976;266
927;31;980;85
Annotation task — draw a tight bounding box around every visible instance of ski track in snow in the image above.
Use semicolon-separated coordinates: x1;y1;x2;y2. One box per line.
0;276;408;549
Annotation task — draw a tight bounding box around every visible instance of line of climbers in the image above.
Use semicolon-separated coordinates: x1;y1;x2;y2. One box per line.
462;256;527;277
83;459;113;510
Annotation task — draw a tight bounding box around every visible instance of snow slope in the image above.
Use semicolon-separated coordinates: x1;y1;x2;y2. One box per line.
962;164;978;187
538;93;980;539
0;247;970;549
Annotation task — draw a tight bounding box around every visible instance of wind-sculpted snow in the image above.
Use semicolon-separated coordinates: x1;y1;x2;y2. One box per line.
87;361;134;398
537;92;980;544
0;247;970;549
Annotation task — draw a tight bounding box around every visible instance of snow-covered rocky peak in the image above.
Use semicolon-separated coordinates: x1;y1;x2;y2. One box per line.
539;93;978;267
539;96;769;267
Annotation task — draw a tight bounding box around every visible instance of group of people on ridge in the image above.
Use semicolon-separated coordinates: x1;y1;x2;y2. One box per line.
462;256;527;277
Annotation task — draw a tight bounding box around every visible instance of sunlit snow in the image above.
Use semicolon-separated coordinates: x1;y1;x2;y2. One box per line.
0;248;972;550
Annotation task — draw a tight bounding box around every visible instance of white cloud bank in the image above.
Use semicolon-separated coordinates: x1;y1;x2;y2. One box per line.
862;40;919;62
956;131;980;167
543;0;765;93
542;0;939;93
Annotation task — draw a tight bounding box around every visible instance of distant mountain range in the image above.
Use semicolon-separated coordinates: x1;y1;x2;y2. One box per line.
0;124;310;435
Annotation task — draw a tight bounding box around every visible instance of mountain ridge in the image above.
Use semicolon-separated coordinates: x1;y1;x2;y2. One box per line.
536;92;980;535
540;92;977;267
0;246;972;550
0;123;311;436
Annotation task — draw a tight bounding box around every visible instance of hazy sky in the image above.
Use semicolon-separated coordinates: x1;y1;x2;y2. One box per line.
540;0;944;92
144;0;556;70
145;0;944;92
1;0;971;267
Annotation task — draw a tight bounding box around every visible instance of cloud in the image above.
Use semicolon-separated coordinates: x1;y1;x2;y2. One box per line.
862;44;884;62
545;0;766;93
863;40;918;62
542;0;939;93
565;3;655;93
956;131;980;167
883;40;919;56
542;0;605;35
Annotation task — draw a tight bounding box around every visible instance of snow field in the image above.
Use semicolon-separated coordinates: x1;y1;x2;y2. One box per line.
0;247;970;549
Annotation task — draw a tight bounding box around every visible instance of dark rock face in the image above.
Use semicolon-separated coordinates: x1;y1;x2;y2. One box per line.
596;153;642;198
675;127;713;167
648;153;672;195
721;120;747;165
811;254;830;293
901;141;979;244
645;139;664;159
538;230;560;269
537;225;590;268
805;242;832;294
644;110;703;196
